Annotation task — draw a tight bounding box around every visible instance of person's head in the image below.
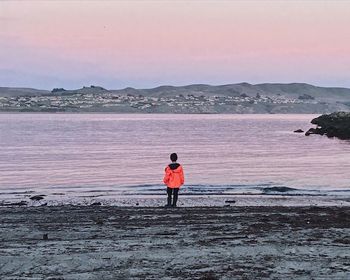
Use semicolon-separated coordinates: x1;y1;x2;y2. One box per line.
170;153;178;162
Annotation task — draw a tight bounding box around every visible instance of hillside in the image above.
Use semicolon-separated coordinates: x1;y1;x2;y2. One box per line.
1;83;350;113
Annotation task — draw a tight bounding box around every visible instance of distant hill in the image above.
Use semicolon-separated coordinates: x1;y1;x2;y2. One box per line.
0;87;49;97
2;83;350;101
1;83;350;113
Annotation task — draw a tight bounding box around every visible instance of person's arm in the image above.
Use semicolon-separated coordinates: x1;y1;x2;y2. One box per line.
163;167;170;184
180;167;184;185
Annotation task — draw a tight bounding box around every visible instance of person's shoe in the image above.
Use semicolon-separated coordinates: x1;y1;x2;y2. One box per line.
172;204;177;207
164;204;172;208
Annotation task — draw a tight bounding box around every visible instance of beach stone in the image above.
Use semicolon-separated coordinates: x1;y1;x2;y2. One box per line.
43;233;48;240
294;129;304;133
91;202;102;206
225;200;236;204
30;195;45;201
94;219;104;225
199;271;219;280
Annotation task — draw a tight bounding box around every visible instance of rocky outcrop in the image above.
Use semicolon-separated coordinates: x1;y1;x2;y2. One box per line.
306;112;350;139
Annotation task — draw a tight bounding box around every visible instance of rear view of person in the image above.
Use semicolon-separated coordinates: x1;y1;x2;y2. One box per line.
163;153;184;207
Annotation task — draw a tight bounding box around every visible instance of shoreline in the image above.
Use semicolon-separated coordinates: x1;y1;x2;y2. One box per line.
2;194;350;208
0;111;320;114
1;205;349;279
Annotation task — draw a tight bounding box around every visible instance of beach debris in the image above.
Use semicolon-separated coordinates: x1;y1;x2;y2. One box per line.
199;271;219;280
333;238;350;244
225;200;236;204
43;233;48;240
30;195;45;201
294;129;304;133
136;202;139;206
92;217;104;225
91;202;102;206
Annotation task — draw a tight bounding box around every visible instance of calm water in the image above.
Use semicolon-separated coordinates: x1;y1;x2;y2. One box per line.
1;114;350;201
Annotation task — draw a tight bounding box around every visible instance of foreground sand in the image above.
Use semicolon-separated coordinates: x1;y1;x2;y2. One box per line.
1;206;349;279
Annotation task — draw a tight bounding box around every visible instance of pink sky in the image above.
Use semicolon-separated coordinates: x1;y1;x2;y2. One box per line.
1;0;350;89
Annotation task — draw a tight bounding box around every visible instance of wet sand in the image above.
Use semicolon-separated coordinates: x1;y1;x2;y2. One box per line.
1;206;350;279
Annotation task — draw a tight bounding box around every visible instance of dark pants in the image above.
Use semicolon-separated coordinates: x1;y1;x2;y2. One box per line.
167;187;179;206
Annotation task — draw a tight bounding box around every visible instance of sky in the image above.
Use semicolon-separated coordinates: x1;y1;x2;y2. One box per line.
1;0;350;90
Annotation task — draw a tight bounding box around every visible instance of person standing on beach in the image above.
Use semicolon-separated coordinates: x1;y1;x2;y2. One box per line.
163;153;184;207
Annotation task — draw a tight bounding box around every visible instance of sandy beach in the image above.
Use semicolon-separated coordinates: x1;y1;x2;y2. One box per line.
1;205;349;279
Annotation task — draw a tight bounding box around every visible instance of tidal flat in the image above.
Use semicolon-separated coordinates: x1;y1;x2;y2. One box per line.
1;206;349;279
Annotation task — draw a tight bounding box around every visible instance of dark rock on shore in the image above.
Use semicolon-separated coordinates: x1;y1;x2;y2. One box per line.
305;128;320;136
294;129;304;133
30;195;45;201
91;202;102;206
307;112;350;139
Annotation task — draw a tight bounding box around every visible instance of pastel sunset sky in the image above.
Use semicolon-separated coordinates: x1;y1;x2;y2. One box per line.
1;0;350;89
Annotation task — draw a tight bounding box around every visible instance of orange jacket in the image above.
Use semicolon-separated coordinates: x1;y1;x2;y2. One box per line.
163;163;184;188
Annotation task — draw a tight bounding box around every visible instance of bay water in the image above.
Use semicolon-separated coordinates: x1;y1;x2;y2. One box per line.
1;114;350;204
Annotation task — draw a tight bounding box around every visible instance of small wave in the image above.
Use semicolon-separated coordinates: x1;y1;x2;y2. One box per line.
262;186;298;194
124;184;350;197
121;183;297;196
2;184;350;202
0;190;36;195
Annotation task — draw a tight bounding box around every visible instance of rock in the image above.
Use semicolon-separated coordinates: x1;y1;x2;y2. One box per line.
91;202;101;206
307;112;350;139
30;195;45;201
333;238;350;244
294;129;304;133
43;233;48;240
305;128;319;136
93;219;104;226
199;271;219;280
225;200;236;204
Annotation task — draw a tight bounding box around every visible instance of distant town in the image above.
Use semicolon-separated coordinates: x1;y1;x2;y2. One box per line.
1;83;350;113
0;90;317;113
